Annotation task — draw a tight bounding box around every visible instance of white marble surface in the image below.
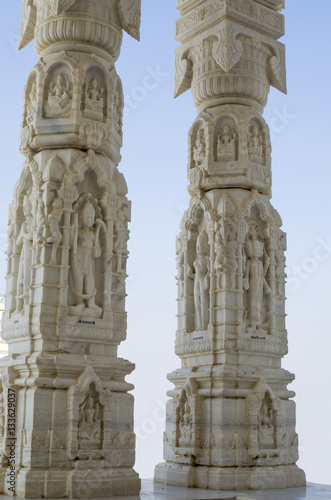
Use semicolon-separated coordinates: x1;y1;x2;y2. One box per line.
1;479;329;500
141;480;330;500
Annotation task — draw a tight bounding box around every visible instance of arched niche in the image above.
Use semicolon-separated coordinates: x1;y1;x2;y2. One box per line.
43;62;73;118
190;120;207;169
82;66;107;121
24;70;38;127
214;115;238;162
185;203;212;332
247;117;267;165
241;203;272;332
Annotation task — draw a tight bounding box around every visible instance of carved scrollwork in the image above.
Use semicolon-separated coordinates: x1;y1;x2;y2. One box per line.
118;0;141;41
19;0;37;50
174;52;193;98
267;44;287;94
212;26;243;72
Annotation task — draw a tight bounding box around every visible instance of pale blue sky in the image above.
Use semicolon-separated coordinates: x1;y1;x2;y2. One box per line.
0;0;330;483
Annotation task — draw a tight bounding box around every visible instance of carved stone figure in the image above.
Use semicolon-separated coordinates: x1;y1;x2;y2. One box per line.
176;238;185;299
243;224;271;329
258;393;275;449
78;393;101;449
26;79;37;124
248;125;263;163
34;198;45;265
217;124;236;161
45;73;72;117
114;206;129;273
84;78;105;120
190;231;210;330
70;201;104;315
47;196;63;264
215;224;237;289
193;128;206;167
15;195;34;313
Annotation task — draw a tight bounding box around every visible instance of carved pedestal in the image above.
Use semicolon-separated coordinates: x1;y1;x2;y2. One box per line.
0;1;141;497
155;0;306;491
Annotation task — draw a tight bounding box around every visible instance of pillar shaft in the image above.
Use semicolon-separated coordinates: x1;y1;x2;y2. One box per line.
155;0;306;490
0;1;141;497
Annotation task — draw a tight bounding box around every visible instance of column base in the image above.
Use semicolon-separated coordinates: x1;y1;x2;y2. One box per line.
154;462;306;490
1;466;141;498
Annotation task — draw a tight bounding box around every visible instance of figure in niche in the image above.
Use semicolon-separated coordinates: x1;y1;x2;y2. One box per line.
217;124;236;161
47;196;63;264
193;128;206;167
243;223;271;329
248;125;263;163
84;78;105;120
258;392;275;448
34;198;45;265
275;251;286;297
189;231;210;330
179;400;192;440
45;73;72;117
15;195;34;313
26;80;37;125
114;89;122;134
70;200;105;315
176;238;185;299
78;393;101;448
114;206;129;273
215;224;237;289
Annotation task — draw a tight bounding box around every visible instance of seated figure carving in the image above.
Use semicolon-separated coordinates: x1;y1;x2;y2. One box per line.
217;124;236;161
84;78;105;120
248;125;264;163
45;73;72;117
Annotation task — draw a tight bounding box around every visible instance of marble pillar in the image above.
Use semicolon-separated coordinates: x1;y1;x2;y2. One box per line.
155;0;306;491
0;0;141;497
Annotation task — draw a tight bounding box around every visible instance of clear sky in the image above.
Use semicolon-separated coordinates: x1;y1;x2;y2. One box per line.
0;0;330;484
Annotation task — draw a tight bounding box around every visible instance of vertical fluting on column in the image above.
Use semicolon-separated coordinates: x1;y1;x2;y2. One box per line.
0;1;141;498
155;0;306;491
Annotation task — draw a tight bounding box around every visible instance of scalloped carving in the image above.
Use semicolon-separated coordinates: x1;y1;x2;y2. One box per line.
212;26;243;72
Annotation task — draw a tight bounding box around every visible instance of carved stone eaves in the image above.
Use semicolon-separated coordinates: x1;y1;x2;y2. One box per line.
176;0;285;44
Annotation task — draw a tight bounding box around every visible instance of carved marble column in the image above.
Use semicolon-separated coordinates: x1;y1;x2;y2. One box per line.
0;1;141;497
155;0;306;491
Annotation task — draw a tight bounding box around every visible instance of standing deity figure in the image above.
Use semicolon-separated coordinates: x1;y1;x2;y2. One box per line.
176;239;185;299
26;79;37;124
15;195;34;313
193;128;206;167
248;125;263;162
70;201;103;313
190;232;210;330
243;227;271;328
215;225;237;289
45;73;72;117
34;198;45;265
217;125;236;161
114;206;129;273
47;196;63;264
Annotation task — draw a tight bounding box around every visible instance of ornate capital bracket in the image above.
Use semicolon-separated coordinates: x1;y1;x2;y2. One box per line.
267;43;287;94
19;0;37;50
118;0;141;41
174;51;193;98
212;26;243;73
